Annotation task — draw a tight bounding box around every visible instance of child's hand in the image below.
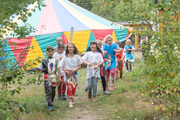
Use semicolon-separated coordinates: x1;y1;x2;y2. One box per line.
37;81;41;85
70;70;76;76
87;63;92;67
113;49;117;52
66;70;71;76
94;65;98;70
104;51;107;54
59;56;63;60
107;54;111;59
59;77;62;82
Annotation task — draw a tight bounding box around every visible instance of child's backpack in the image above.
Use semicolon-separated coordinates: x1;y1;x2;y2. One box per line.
42;59;49;74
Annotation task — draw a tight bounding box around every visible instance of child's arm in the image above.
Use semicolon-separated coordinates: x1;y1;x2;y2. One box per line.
121;54;125;61
128;46;136;51
114;49;120;53
104;51;107;55
121;50;125;61
57;68;62;82
130;48;137;51
113;44;121;53
94;61;104;69
83;60;92;67
62;66;71;76
59;56;63;60
38;70;42;85
70;65;81;75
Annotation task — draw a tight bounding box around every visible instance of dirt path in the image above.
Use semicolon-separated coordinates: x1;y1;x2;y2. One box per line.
64;96;104;120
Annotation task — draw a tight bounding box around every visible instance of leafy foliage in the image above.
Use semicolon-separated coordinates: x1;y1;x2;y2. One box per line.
124;0;180;118
90;0;180;118
72;0;93;11
90;0;152;22
0;0;43;119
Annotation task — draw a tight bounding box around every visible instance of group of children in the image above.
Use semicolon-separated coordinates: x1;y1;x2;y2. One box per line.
38;35;136;110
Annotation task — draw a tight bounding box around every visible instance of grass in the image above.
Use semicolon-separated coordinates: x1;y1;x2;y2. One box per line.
13;52;160;120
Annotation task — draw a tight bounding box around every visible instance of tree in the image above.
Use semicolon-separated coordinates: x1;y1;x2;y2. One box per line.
106;0;180;118
91;0;121;21
0;0;43;119
92;0;180;118
71;0;93;11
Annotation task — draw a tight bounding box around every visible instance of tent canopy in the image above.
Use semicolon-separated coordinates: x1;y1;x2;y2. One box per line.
4;0;129;67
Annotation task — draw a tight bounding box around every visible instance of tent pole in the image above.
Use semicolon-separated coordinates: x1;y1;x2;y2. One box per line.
70;27;74;43
135;29;138;50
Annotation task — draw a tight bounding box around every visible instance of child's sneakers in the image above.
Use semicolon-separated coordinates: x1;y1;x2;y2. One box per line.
126;70;129;73
84;86;88;92
110;86;114;91
103;91;111;95
49;106;54;111
92;97;96;102
62;94;66;100
57;95;61;100
120;76;122;79
88;92;92;99
69;102;73;108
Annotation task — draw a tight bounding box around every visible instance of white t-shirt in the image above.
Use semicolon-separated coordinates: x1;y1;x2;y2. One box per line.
81;51;103;79
61;54;83;70
53;51;65;59
53;51;65;76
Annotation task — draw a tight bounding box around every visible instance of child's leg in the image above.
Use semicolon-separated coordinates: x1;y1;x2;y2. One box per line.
67;83;73;107
115;68;118;80
68;97;72;102
101;76;106;92
68;97;73;107
87;77;93;99
45;86;53;107
61;76;66;100
110;68;115;90
84;84;88;92
57;82;61;96
129;62;132;71
119;68;123;78
61;76;66;94
52;86;56;102
92;77;98;98
105;70;110;90
125;60;129;71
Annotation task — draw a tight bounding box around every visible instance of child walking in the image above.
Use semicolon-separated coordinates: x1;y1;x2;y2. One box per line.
96;40;111;95
38;46;61;111
61;43;82;108
103;35;121;91
82;41;104;101
115;41;124;79
53;42;66;100
124;39;136;73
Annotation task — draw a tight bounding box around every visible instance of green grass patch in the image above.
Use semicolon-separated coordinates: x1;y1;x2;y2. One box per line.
12;52;161;120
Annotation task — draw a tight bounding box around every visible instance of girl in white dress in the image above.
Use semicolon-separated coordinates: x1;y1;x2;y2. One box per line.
61;43;83;107
82;41;104;101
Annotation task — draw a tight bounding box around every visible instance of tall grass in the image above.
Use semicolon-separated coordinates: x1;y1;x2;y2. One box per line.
13;52;160;120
